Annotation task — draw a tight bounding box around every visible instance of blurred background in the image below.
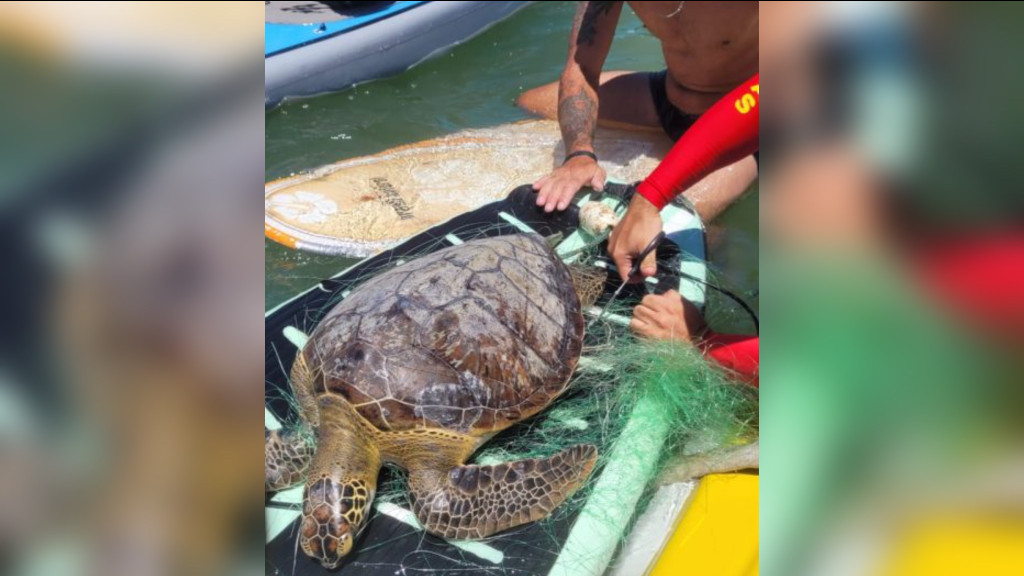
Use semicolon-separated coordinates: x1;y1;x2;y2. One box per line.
761;2;1024;575
0;2;263;575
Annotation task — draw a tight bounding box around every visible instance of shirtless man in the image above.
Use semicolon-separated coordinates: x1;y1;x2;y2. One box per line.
517;1;759;217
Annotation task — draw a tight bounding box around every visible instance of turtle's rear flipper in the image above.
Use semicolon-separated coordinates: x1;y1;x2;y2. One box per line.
265;428;314;492
409;444;598;540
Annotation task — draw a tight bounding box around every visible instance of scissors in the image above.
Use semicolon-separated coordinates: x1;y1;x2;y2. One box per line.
589;230;666;327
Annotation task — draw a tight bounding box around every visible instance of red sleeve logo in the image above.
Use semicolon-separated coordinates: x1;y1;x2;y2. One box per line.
735;84;759;114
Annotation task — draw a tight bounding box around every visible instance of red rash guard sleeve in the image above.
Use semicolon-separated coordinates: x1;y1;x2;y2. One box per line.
916;232;1024;342
702;333;759;387
638;74;760;210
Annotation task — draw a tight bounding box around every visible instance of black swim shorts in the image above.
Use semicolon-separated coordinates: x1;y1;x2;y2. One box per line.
649;70;759;166
648;70;701;142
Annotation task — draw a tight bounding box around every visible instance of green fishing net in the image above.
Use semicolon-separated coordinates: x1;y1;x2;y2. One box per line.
268;237;759;575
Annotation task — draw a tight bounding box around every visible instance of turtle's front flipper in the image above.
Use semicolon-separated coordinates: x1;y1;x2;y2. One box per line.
265;428;314;492
408;444;598;540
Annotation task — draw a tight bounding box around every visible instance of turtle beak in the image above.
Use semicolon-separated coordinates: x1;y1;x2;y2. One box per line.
320;554;342;571
300;472;373;568
300;513;353;569
319;530;352;570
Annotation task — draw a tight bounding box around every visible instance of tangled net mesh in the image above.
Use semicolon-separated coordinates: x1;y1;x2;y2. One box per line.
266;232;758;575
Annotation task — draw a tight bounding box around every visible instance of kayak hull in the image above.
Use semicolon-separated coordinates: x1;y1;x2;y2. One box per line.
265;1;530;108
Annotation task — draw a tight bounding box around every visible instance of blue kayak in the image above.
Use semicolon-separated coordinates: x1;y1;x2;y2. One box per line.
266;1;531;108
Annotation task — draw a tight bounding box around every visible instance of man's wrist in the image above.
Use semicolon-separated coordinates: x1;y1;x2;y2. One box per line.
636;179;673;211
630;192;660;214
563;150;598;165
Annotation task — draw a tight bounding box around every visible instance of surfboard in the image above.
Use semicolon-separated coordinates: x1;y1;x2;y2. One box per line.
265;119;673;257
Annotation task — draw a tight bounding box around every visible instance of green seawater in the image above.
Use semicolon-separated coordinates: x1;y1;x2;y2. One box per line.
265;2;757;333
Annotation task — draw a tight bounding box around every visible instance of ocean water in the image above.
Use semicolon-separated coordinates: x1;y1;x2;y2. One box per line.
264;2;757;333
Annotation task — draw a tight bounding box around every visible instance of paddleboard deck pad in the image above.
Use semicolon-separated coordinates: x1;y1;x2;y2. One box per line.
266;183;706;575
265;120;672;256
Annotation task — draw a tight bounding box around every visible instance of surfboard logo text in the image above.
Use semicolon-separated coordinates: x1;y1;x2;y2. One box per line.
370;177;415;220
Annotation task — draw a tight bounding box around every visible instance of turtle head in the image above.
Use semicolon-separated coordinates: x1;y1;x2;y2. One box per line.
300;477;373;569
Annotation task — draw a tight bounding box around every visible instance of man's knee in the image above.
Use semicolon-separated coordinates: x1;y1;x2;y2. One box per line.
516;71;656;126
515;82;559;119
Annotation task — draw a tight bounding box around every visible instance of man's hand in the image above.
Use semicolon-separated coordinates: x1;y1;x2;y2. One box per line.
608;194;663;281
532;156;606;212
630;290;708;343
536;1;621;212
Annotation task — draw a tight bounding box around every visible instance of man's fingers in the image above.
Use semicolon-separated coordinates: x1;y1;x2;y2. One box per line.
639;293;667;309
540;182;556;211
534;168;599;212
548;183;573;212
630;318;659;340
555;182;576;211
629;317;649;335
543;185;560;212
612;252;633;282
633;304;658;324
639;246;658;278
535;181;550;206
643;292;680;312
556;188;572;211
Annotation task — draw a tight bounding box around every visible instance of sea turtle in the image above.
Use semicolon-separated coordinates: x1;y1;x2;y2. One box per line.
265;233;605;569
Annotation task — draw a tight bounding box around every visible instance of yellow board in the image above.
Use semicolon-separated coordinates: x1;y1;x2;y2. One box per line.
652;473;759;576
265;120;671;256
881;514;1024;576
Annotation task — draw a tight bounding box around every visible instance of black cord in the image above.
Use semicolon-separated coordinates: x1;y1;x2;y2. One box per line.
676;270;759;335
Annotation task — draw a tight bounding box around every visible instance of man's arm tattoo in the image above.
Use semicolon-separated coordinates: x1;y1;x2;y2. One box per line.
576;1;617;47
559;89;597;152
